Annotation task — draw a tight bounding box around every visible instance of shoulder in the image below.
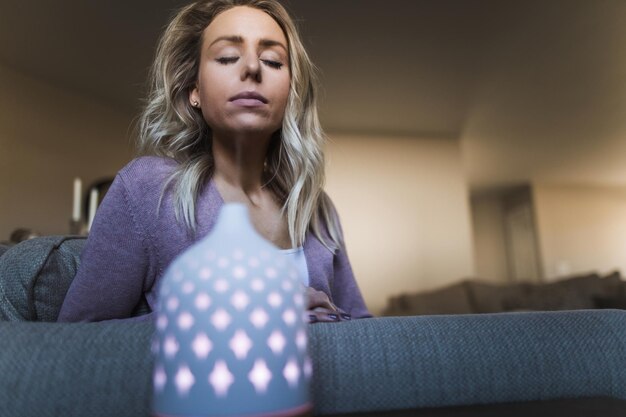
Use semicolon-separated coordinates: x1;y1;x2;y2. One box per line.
116;156;179;193
118;156;178;183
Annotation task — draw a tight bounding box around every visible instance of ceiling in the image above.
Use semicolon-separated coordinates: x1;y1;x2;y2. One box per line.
1;0;625;191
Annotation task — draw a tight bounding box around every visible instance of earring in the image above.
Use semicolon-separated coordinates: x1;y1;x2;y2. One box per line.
192;101;199;107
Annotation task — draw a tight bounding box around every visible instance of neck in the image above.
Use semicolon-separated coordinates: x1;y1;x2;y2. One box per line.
211;131;273;197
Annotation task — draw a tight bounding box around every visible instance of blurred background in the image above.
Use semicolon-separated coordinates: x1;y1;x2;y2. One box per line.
1;0;625;315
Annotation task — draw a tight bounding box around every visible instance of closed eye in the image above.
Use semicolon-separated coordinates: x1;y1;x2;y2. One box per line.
262;60;283;69
216;57;239;64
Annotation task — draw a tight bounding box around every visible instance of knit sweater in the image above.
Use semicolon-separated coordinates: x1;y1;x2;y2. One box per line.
58;156;371;322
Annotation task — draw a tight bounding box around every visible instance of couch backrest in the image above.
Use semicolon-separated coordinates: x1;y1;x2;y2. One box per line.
0;236;86;321
0;244;10;258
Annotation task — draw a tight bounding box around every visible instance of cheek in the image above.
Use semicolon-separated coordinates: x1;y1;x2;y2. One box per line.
274;75;291;113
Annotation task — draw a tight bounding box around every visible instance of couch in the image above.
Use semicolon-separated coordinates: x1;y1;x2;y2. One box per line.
383;272;626;317
1;236;626;417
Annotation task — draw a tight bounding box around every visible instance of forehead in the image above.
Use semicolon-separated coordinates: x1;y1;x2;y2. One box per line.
204;6;287;46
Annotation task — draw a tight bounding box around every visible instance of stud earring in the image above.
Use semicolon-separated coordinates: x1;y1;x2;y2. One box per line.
192;101;199;107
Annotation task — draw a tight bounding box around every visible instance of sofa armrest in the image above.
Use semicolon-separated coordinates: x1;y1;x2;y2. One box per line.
309;310;626;414
2;310;626;417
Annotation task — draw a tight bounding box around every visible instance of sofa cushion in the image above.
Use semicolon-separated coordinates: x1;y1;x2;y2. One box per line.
395;281;474;316
503;272;622;312
0;236;86;321
466;280;533;313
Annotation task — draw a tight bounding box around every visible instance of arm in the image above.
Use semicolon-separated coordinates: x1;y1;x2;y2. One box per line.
316;193;372;319
57;175;150;322
331;244;373;319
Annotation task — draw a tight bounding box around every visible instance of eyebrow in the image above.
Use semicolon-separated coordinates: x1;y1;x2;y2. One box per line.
208;35;288;53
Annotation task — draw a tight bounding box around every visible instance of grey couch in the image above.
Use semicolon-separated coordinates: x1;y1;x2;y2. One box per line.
1;236;626;417
383;272;626;317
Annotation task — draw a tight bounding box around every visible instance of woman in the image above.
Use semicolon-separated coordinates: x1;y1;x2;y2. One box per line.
58;0;370;323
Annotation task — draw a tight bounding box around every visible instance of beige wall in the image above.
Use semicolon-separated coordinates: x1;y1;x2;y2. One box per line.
324;134;475;314
0;64;134;239
470;194;509;282
532;184;626;281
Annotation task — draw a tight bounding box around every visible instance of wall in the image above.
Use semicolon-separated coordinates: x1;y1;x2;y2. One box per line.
324;134;475;314
470;193;509;283
532;183;626;281
0;64;134;239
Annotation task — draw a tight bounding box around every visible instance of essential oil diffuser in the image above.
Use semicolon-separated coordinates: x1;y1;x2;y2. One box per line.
152;203;311;417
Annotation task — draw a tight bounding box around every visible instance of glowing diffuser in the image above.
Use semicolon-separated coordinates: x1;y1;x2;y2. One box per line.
152;204;311;417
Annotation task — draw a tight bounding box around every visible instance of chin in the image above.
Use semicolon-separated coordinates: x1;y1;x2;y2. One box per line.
230;119;281;136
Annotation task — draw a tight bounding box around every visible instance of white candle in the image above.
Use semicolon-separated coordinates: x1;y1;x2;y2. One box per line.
87;188;99;232
72;178;82;222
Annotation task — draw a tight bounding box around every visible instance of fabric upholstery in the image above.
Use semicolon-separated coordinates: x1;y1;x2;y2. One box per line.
2;310;626;416
505;273;622;312
390;281;474;316
467;281;533;313
308;310;626;415
0;321;152;417
0;235;151;321
0;236;86;321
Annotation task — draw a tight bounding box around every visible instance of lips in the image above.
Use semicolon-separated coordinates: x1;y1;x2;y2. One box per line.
229;91;268;105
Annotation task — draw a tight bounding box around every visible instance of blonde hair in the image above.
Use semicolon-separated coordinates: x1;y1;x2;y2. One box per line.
137;0;343;250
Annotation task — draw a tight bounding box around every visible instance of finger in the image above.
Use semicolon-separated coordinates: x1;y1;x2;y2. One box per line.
306;289;335;311
307;309;350;323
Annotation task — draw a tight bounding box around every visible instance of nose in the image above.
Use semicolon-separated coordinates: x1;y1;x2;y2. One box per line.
240;50;262;83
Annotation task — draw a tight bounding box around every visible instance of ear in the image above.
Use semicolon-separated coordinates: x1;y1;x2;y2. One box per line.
189;86;201;107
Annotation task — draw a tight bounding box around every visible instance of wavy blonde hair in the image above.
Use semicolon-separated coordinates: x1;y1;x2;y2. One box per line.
137;0;342;250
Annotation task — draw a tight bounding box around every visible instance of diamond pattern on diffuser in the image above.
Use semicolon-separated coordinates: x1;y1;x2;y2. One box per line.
250;278;265;292
192;333;212;359
282;309;297;326
267;330;287;355
229;330;253;360
267;292;283;308
217;257;229;268
209;360;235;397
164;335;180;358
172;270;184;282
250;308;269;329
177;312;194;330
265;267;278;279
181;281;195;294
175;365;195;396
166;296;179;312
156;314;168;331
154;366;167;391
199;267;212;280
303;357;313;379
214;279;229;293
293;292;304;308
232;266;247;279
295;330;307;352
194;292;211;310
211;309;232;331
248;359;272;394
283;358;300;388
231;291;250;311
281;280;294;292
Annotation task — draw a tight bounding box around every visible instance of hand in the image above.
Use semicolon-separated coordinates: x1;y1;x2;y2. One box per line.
303;286;351;323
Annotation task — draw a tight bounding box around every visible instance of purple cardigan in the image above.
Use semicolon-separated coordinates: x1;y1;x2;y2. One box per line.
58;156;371;322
